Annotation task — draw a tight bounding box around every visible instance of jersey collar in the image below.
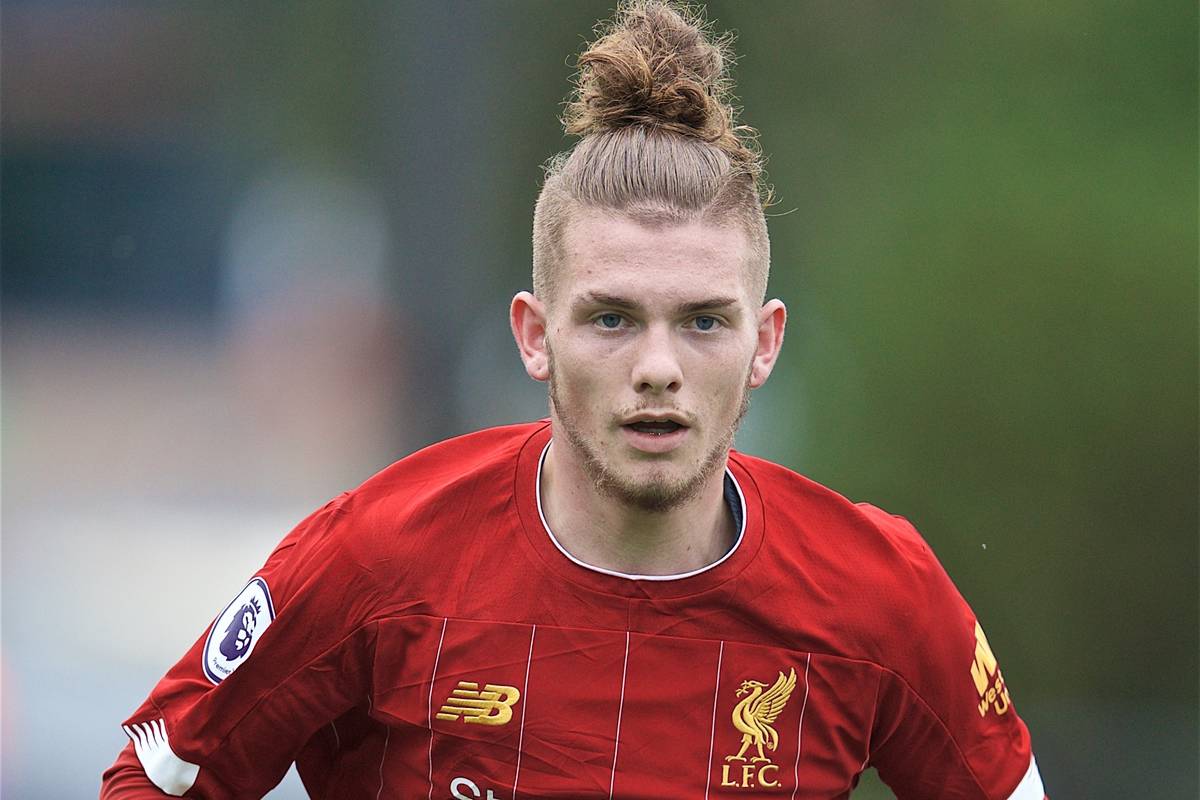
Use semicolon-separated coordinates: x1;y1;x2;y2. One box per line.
513;420;765;600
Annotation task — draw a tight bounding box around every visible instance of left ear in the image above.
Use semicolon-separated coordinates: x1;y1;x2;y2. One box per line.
749;299;787;389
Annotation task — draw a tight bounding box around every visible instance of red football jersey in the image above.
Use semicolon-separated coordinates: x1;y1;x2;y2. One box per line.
102;421;1046;799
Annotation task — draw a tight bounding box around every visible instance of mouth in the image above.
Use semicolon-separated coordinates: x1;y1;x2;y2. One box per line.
619;414;690;453
623;420;686;436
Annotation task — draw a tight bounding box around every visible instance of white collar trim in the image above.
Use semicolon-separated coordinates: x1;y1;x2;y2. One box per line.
534;439;747;582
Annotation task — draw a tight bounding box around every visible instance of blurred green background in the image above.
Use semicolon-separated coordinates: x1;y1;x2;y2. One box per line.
2;2;1195;797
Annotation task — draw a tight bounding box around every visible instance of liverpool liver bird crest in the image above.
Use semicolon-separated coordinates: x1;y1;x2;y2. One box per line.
725;667;797;763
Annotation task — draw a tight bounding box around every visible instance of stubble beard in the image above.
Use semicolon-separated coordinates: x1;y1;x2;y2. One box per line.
547;354;753;514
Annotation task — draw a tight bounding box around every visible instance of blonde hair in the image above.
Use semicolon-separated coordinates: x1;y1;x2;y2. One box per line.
532;0;771;303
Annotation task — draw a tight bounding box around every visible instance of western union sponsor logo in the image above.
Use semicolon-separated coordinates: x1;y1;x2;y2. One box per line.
970;621;1011;717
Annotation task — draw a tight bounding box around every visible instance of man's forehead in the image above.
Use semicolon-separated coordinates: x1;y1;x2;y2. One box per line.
572;288;742;314
558;212;754;297
563;212;749;260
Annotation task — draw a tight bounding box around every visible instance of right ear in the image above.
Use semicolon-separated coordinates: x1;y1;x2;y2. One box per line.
511;291;550;382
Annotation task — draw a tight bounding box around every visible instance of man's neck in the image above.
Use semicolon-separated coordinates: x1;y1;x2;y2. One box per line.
539;440;737;577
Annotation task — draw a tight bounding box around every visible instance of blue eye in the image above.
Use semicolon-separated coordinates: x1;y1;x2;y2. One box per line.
597;313;623;329
694;316;719;331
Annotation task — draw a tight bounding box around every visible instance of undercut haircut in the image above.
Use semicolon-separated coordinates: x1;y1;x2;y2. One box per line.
533;0;771;304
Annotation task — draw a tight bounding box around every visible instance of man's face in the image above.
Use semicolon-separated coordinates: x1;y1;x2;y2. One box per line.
543;213;765;513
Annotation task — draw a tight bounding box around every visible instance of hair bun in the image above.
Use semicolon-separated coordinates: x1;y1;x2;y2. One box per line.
565;1;734;144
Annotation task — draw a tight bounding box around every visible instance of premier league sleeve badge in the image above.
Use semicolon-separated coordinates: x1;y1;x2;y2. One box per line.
201;577;276;684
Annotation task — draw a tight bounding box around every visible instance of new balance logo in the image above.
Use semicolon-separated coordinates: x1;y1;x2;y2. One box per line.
436;681;521;726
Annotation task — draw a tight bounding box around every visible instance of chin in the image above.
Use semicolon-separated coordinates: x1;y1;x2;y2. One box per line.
599;461;713;513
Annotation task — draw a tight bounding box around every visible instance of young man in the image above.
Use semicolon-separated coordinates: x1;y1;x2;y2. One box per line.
102;3;1046;798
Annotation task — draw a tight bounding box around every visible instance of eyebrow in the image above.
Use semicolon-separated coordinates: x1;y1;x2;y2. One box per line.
576;291;740;315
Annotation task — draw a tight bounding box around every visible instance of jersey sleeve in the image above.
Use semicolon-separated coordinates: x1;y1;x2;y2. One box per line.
858;505;1048;800
100;494;381;799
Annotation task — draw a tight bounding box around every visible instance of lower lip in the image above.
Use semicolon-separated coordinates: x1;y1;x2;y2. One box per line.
620;425;689;453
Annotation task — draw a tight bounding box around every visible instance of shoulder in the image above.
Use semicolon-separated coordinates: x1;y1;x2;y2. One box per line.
732;452;971;667
732;450;935;573
351;420;546;508
273;421;547;605
335;418;545;536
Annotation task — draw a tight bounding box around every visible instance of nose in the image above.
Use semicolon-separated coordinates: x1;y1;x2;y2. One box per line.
631;324;682;395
